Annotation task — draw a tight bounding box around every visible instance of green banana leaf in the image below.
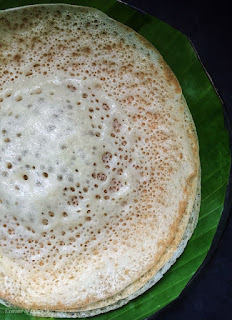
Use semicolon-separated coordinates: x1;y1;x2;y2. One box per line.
0;0;230;319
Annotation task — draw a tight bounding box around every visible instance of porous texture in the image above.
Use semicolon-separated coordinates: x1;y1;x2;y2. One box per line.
0;4;200;317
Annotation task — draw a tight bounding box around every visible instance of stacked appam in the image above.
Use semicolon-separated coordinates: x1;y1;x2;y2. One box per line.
0;4;200;317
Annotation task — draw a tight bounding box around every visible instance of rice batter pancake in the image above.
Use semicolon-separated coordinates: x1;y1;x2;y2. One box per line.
0;4;200;317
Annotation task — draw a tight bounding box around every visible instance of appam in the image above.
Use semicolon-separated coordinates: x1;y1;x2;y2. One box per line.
0;4;200;317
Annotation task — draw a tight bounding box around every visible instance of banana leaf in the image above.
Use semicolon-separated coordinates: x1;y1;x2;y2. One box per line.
0;0;230;320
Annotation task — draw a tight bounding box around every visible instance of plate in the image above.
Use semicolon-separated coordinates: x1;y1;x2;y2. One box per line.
0;1;230;319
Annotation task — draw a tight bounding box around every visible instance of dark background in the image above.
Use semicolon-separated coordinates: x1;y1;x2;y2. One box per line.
122;1;232;320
